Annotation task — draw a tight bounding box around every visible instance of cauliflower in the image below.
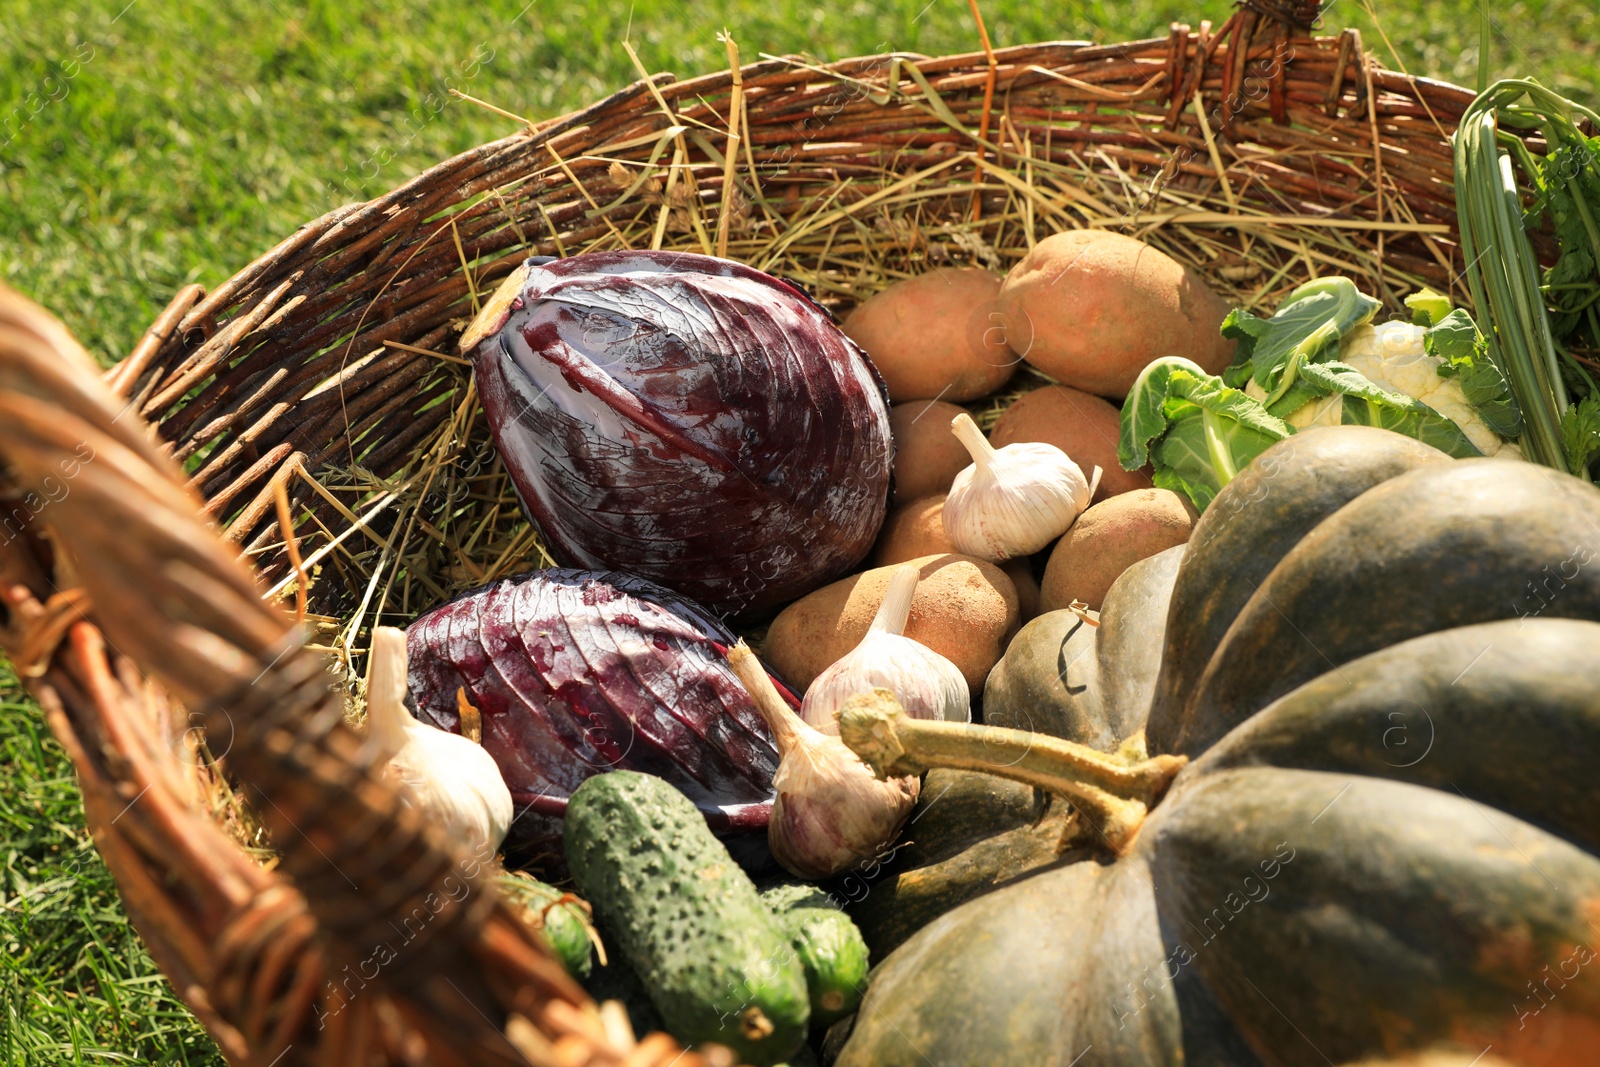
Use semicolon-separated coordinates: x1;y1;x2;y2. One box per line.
1244;320;1523;458
1343;321;1522;458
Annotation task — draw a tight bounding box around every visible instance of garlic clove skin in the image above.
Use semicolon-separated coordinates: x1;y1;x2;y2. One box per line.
802;632;970;730
728;644;919;881
768;719;920;880
801;564;971;732
366;626;514;858
943;412;1094;561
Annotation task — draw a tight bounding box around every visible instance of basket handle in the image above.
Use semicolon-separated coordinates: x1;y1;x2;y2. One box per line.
0;282;713;1066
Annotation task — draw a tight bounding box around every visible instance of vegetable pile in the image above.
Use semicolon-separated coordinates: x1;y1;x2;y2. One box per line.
836;428;1600;1067
352;156;1600;1060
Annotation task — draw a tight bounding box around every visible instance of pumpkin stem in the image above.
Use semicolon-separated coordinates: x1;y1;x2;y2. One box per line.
839;690;1187;855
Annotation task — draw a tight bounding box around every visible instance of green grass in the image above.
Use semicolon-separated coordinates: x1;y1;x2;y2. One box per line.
0;1;1592;1061
0;662;221;1064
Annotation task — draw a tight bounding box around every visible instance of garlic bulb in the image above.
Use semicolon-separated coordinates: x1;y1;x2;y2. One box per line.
365;626;514;858
801;564;969;732
942;412;1100;561
727;642;918;881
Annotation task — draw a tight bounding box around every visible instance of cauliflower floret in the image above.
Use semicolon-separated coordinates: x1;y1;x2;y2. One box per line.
1243;320;1520;458
1344;321;1518;457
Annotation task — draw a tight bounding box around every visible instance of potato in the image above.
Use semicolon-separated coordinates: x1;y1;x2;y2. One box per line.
1001;558;1041;623
1040;488;1196;612
872;494;955;566
764;553;1019;691
890;400;972;504
843;268;1016;402
998;231;1233;398
990;385;1153;502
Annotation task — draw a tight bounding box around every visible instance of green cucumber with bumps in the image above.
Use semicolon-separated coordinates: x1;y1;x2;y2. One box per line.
760;884;870;1029
564;772;809;1065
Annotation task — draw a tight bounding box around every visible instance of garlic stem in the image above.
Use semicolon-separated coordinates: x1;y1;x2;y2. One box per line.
869;564;919;635
838;692;1187;854
365;626;514;855
950;413;996;472
366;626;414;753
728;641;804;752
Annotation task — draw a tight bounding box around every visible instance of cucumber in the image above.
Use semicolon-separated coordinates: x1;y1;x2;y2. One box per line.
498;872;596;980
565;772;809;1065
761;883;870;1028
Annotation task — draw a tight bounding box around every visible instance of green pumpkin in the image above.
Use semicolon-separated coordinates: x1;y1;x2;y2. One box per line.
835;427;1600;1067
1144;424;1451;752
985;542;1185;746
850;544;1182;958
843;768;1070;959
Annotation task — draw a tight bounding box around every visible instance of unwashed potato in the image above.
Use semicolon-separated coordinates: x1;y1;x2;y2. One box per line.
843;268;1016;402
1040;488;1196;612
764;553;1019;691
872;494;955;566
890;400;973;504
998;231;1233;398
990;384;1153;502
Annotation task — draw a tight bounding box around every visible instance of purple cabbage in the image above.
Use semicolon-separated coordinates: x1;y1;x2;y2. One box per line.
404;568;797;872
464;251;893;615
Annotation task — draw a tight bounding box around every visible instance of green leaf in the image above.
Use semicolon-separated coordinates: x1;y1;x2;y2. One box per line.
1243;277;1381;390
1293;361;1484;458
1219;307;1267;378
1119;356;1293;512
1260;318;1342;408
1220;306;1270;341
1530;138;1600;349
1119;357;1193;472
1404;287;1454;326
1423;308;1484;362
1263;378;1331;420
1425;308;1525;437
1561;396;1600;472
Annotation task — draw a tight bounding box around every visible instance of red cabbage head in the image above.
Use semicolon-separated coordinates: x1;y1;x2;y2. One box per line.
462;251;893;615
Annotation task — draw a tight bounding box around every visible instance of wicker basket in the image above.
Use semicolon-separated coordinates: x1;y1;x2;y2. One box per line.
0;3;1505;1063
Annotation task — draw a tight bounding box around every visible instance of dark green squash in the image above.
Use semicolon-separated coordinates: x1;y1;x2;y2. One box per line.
850;548;1182;958
833;427;1600;1067
839;618;1600;1067
985;543;1184;745
1168;456;1600;756
1145;424;1450;753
